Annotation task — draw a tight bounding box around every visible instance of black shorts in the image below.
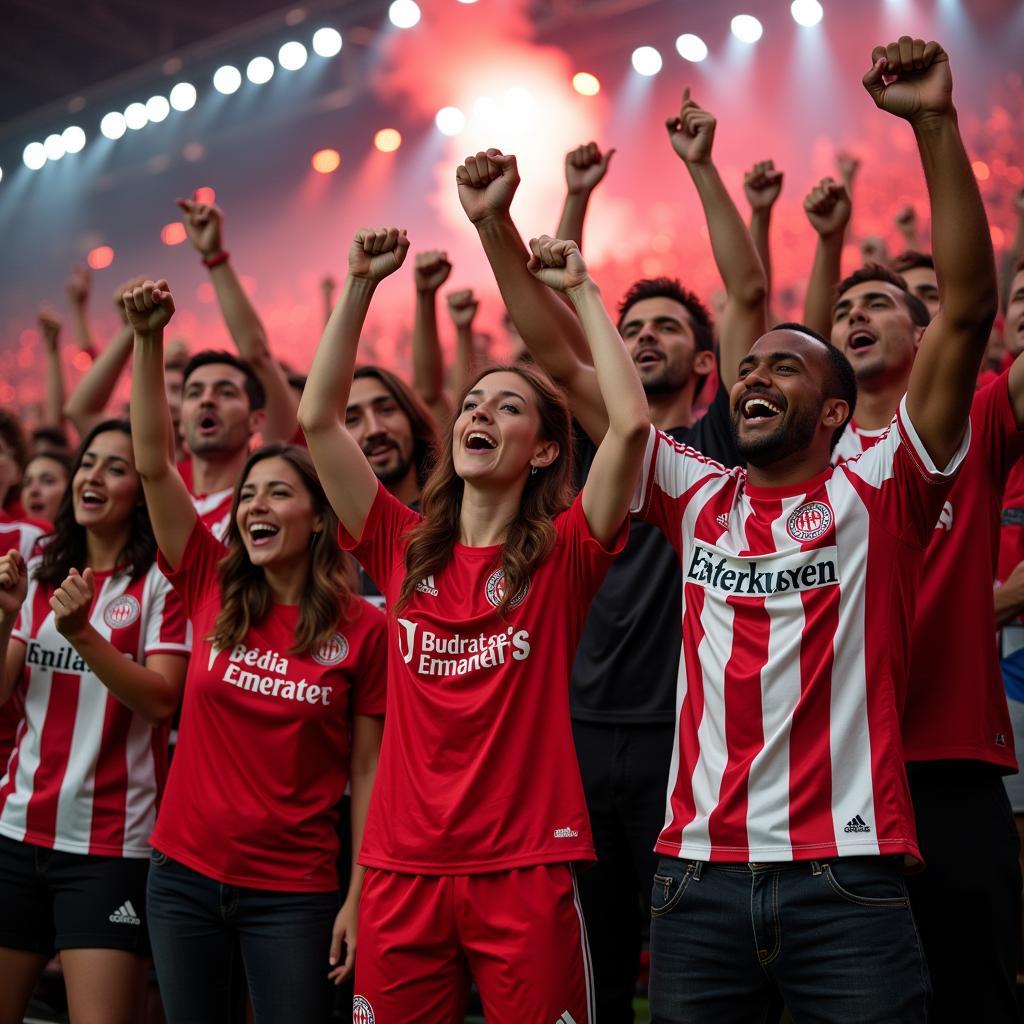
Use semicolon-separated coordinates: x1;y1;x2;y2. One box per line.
0;832;150;955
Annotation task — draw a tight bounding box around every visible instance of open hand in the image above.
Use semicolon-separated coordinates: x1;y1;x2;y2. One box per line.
327;900;357;984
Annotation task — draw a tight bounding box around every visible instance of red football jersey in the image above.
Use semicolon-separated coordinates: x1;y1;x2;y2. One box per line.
340;483;626;874
0;561;190;857
637;400;967;862
177;458;234;539
830;419;888;465
151;523;387;891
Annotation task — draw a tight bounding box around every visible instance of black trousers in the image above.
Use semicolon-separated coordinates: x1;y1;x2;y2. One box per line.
906;760;1022;1023
572;719;676;1024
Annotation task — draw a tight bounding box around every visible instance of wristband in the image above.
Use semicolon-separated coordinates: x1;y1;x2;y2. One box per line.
202;251;230;269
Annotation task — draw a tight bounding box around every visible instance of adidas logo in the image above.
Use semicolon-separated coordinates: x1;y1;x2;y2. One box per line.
843;815;871;834
716;513;730;529
556;1014;579;1024
109;899;141;925
553;827;579;839
415;575;438;597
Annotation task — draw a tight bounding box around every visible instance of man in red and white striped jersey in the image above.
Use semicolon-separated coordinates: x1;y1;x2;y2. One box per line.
634;39;997;1021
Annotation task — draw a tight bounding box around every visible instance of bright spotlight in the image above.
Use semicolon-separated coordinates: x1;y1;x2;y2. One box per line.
146;96;170;123
631;46;663;76
790;0;824;25
278;41;308;70
62;125;86;153
676;33;708;62
312;27;343;57
731;14;764;43
374;128;402;152
87;246;115;270
213;65;243;94
572;72;600;96
246;57;275;84
124;102;148;130
435;106;466;136
169;82;197;111
23;142;46;170
311;149;341;174
100;112;127;140
0;167;3;184
42;134;65;161
389;0;421;29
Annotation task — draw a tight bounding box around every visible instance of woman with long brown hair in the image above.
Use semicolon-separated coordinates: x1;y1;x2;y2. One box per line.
298;226;649;1023
122;281;387;1024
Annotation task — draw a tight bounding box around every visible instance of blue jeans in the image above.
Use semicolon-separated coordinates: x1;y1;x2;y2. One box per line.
649;856;930;1024
147;850;339;1024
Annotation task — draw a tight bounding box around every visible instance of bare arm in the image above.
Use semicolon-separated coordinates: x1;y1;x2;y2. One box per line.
298;229;410;541
556;142;615;248
0;551;28;706
411;250;453;421
65;265;96;355
865;39;998;465
178;197;298;442
802;179;852;337
37;309;66;430
321;276;337;328
447;289;480;402
125;281;199;571
743;160;784;313
666;91;767;386
895;205;922;251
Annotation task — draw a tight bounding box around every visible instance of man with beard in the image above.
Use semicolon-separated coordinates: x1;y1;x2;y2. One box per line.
625;38;997;1020
457;92;764;1021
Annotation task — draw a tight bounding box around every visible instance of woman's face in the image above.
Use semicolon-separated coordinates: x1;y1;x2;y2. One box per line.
452;371;557;487
72;431;141;534
236;457;322;572
21;455;68;522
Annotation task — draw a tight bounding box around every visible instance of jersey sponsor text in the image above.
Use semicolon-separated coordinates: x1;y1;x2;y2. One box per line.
685;543;839;597
397;619;531;678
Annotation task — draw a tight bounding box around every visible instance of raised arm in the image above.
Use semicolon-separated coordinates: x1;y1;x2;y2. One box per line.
864;37;998;465
411;250;453;422
802;178;852;337
666;90;767;386
125;281;199;570
458;150;606;438
65;265;96;357
298;229;410;541
37;308;66;430
321;275;337;328
178;196;298;442
0;551;28;706
556;142;615;248
527;236;649;544
743;160;784;312
895;204;922;251
446;289;481;402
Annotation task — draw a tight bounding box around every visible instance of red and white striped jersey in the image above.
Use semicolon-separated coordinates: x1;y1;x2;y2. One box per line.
178;458;234;540
635;398;969;863
831;420;888;465
0;561;191;858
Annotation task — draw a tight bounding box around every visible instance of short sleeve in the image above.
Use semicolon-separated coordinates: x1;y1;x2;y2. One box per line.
973;369;1024;489
556;492;630;602
157;520;227;615
350;600;387;717
142;568;192;658
337;481;422;596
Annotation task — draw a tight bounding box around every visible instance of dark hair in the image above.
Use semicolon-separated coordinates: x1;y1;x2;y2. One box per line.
286;372;307;392
0;409;28;476
617;278;714;352
397;363;574;618
835;264;930;328
890;250;934;274
31;425;70;451
208;443;358;656
26;449;73;477
1015;255;1024;276
353;366;438;486
182;350;266;411
36;419;157;585
772;322;858;453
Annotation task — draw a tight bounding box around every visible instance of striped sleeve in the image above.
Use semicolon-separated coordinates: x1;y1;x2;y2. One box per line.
142;567;192;658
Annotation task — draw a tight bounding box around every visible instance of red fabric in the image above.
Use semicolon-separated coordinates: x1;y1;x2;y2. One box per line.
152;521;386;890
340;482;626;874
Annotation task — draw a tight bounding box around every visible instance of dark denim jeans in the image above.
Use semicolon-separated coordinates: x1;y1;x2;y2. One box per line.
649;856;930;1024
147;850;339;1024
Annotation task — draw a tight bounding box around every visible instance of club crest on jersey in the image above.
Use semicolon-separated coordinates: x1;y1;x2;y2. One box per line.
103;594;140;629
312;633;349;666
484;568;528;610
353;996;375;1024
786;501;833;542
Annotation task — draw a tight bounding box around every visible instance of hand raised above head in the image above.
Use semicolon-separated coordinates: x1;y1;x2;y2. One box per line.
123;279;176;335
863;37;952;123
526;235;590;293
456;149;520;224
414;250;452;293
348;228;411;282
565;142;616;195
666;88;716;165
803;177;851;239
744;160;784;212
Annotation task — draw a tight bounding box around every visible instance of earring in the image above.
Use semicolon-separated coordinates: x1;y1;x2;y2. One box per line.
531;465;538;475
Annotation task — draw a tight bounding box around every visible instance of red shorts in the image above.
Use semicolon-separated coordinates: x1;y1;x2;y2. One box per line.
354;863;593;1023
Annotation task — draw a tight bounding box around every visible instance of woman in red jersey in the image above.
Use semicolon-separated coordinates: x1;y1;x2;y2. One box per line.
122;281;387;1024
0;418;191;1024
298;225;649;1024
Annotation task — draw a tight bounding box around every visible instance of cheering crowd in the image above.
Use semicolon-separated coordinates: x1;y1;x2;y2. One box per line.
1;35;1023;1024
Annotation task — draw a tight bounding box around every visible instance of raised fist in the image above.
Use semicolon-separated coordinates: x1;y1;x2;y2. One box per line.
447;289;479;329
348;228;410;282
113;275;147;323
861;236;889;266
565;143;616;195
66;265;90;308
527;236;590;293
803;177;852;239
37;307;62;351
835;151;861;187
122;279;176;335
321;275;337;294
0;551;28;618
456;149;520;225
744;160;784;212
51;568;95;642
176;194;224;257
666;88;716;165
414;250;452;294
863;37;952;122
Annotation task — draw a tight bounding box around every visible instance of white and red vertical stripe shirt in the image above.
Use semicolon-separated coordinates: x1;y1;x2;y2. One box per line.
831;420;888;465
178;458;234;540
635;398;969;863
0;561;191;858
